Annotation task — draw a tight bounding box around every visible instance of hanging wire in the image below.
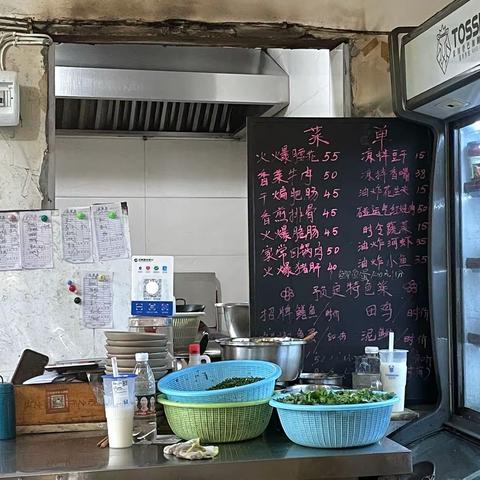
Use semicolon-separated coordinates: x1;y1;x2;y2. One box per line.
0;32;52;71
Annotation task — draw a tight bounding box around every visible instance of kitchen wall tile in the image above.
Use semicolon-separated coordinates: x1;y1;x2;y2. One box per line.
145;138;247;198
146;197;247;256
56;137;144;197
55;196;146;255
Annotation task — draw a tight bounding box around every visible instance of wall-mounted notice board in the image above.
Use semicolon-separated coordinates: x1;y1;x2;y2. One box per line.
0;203;131;380
248;117;435;403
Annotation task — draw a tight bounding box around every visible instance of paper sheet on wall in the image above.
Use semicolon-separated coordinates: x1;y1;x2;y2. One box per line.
92;203;129;261
82;272;113;329
20;211;54;270
61;207;94;263
0;212;22;271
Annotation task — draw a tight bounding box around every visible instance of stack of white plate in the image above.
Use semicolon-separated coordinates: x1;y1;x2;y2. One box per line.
104;331;169;380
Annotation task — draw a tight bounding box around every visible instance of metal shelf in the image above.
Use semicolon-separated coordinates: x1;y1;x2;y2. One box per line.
464;181;480;196
465;258;480;269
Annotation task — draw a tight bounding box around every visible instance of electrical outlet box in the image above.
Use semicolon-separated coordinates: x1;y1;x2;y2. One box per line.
0;71;19;126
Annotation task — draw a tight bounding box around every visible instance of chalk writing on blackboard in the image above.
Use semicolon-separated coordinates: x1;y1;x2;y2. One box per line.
0;212;22;271
20;211;54;270
248;118;433;402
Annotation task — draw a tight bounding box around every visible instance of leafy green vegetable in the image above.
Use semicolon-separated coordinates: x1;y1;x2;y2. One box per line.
208;377;263;390
278;388;394;406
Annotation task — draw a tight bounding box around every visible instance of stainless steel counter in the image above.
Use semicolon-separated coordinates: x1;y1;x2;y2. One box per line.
0;430;411;480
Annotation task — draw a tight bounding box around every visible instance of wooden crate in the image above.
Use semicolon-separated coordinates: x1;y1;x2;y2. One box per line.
15;383;106;426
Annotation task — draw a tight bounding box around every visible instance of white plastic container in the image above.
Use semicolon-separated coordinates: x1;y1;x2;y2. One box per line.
187;343;210;366
102;374;136;448
379;349;408;413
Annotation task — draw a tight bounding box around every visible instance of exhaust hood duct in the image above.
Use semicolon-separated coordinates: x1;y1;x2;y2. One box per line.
55;44;289;138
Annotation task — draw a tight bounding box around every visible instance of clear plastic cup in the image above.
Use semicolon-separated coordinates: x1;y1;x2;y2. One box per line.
379;349;408;413
102;374;137;448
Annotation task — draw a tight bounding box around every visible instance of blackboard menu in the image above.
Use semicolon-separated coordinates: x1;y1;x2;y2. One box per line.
248;118;435;403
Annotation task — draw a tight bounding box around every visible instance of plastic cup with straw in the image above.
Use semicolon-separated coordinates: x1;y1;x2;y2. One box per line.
102;356;137;448
379;331;408;413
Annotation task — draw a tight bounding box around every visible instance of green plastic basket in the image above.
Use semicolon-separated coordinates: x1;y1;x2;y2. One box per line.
158;396;273;443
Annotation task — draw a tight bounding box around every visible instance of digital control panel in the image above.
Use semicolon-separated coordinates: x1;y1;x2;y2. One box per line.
131;256;174;317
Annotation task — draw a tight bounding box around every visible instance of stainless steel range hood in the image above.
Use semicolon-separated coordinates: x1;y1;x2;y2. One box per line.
55;44;289;138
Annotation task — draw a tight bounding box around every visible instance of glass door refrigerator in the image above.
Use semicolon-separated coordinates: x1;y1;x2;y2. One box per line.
390;0;480;456
452;118;480;416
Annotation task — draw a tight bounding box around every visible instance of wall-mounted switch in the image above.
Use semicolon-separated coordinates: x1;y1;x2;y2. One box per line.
0;71;19;126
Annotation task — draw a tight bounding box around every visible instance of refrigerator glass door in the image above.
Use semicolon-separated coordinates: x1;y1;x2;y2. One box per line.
456;119;480;412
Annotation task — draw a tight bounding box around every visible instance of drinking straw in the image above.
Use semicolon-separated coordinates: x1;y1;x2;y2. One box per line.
388;331;394;352
111;356;119;377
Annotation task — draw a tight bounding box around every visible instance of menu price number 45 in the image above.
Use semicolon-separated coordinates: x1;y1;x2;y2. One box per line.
323;188;341;199
324;227;339;237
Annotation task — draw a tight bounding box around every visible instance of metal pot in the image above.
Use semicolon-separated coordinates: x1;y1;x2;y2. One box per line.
215;303;250;337
298;372;344;387
216;337;306;382
176;298;205;313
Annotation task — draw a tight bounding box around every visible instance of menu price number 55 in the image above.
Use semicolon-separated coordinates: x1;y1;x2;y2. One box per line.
323;151;340;162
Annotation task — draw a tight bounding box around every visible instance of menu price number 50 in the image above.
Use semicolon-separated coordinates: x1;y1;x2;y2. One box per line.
323;170;338;180
326;246;341;255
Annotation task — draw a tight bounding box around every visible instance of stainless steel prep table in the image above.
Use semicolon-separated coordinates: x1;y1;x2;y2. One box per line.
0;430;412;480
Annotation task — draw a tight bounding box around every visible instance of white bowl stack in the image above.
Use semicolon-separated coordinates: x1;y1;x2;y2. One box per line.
104;331;169;380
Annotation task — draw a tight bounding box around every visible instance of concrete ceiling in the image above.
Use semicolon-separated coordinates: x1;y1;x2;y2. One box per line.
0;0;454;33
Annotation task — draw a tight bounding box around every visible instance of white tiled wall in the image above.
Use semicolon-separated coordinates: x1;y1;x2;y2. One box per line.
145;198;247;256
145;140;247;198
55;136;249;303
56;138;145;198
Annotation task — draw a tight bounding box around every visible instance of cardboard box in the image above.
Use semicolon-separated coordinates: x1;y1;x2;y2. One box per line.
15;383;106;426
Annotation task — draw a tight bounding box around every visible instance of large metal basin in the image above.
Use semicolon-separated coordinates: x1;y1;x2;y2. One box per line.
217;337;306;382
215;303;250;338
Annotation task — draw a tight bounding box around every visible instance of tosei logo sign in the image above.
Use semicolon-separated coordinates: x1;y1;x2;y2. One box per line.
436;25;452;73
436;12;480;74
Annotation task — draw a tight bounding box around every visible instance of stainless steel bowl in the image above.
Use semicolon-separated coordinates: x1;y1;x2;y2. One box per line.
277;384;340;395
215;303;250;338
298;372;344;387
216;337;306;382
